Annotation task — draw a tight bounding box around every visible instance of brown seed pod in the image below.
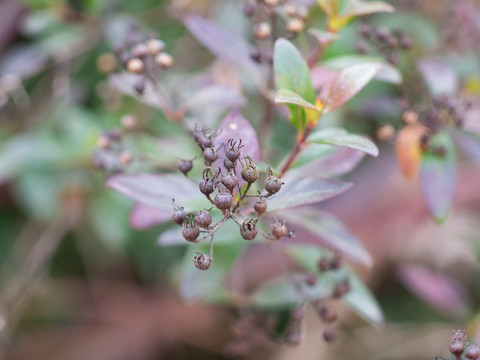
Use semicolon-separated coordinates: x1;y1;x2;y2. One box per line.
193;253;212;270
131;43;148;58
450;341;465;356
194;210;212;229
226;138;243;162
221;171;238;192
271;220;288;239
171;202;186;225
182;222;200;243
178;159;193;175
322;328;336;343
224;157;236;171
203;147;218;165
465;344;480;360
265;168;282;194
241;156;259;183
199;168;217;196
254;199;267;215
240;219;258;240
214;185;234;210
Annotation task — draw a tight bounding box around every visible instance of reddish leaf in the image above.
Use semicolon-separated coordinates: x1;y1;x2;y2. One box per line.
397;265;468;317
395;124;426;179
130;203;170;229
323;63;382;113
183;15;264;89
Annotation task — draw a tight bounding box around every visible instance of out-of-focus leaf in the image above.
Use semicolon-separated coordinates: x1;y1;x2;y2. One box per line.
290;145;365;177
395;124;426;179
321;55;402;84
109;72;169;110
106;173;204;212
420;132;456;223
0;45;48;79
308;28;340;44
308;127;379;157
180;84;245;113
451;129;480;167
130;203;170;230
285;244;383;324
462;107;480;135
267;174;352;212
176;241;247;303
340;0;394;17
418;59;458;96
103;15;134;48
213;110;259;186
323;63;382;114
274;38;316;130
397;265;468;317
281;209;372;266
275;89;321;125
183;15;264;88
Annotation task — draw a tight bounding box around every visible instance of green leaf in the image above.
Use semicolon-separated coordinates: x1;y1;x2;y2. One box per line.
308;128;379;157
323;63;383;113
420;132;456;223
274;39;316;130
275;89;321;125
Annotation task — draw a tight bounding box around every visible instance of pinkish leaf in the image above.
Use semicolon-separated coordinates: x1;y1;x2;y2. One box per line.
323;63;382;113
106;173;202;212
397;265;468;317
183;15;264;89
462;107;480;135
213;110;260;186
180;84;246;113
418;59;458;96
130;203;170;229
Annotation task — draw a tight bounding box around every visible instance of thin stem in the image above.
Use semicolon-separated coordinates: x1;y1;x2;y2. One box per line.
197;214;230;243
232;182;252;213
279;125;314;177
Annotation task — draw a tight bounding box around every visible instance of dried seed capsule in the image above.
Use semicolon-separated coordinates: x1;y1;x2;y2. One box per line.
242;1;256;17
333;279;351;298
265;168;282;194
284;2;297;16
465;344;480;360
214;186;234;210
221;171;238;192
171;204;186;225
127;58;144;73
193;253;212;270
183;220;200;243
194;210;212;229
253;199;267;215
178;159;193;175
197;134;213;149
271;220;288;239
450;341;465;356
131;43;148;58
319;305;337;324
224;157;236;171
240;219;257;240
146;39;165;55
241;157;259;183
264;0;279;6
199;168;216;195
155;53;174;68
203;147;218;165
121;114;138;130
287;18;304;34
226;138;243;162
254;22;271;39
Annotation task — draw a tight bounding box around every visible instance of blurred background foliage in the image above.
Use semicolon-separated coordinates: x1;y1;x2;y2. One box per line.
0;0;480;359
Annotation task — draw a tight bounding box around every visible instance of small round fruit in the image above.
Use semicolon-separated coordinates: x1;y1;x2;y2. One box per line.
97;135;111;149
465;344;480;360
221;172;238;191
287;18;304;34
450;341;465;356
254;199;267;215
183;225;200;243
214;191;234;210
203;147;218;165
119;151;133;165
171;206;186;225
240;219;257;240
127;58;144;73
271;221;287;239
284;2;297;16
121;114;138;130
254;22;272;39
265;176;282;194
178;159;193;175
146;39;165;55
193;253;212;270
131;43;148;58
155;53;174;68
199;179;215;196
195;210;212;229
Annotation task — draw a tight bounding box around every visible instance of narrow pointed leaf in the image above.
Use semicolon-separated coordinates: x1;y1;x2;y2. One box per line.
308;128;379;157
420;132;456;223
267;175;352;212
323;63;382;113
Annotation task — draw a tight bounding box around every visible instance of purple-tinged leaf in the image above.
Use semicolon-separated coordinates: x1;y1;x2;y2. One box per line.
323;63;382;114
418;59;458;96
183;15;264;89
420;132;456;223
275;89;321;125
308;127;379;157
308;28;340;45
397;265;468;317
0;45;48;79
130;203;170;229
106;173;202;211
180;84;246;113
290;145;366;178
340;0;394;17
451;129;480;167
311;66;338;95
157;227;184;246
281;209;372;266
462;107;480;135
267;175;352;212
213;110;259;186
109;72;169;110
